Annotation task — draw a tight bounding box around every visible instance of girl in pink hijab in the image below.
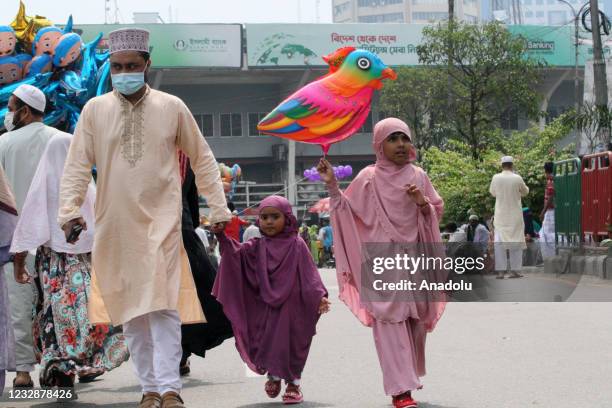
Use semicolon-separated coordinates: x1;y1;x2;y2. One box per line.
212;195;330;404
317;118;446;408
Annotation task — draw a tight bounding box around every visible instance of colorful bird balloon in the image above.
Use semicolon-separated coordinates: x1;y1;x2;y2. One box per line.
257;48;396;154
322;46;355;74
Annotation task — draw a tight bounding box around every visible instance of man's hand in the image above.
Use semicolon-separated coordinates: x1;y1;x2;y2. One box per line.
316;158;336;184
211;222;227;234
62;217;87;244
13;262;32;284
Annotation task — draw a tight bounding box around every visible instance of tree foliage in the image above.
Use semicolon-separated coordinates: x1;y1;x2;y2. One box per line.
561;103;612;152
421;118;574;224
379;66;448;154
382;21;544;159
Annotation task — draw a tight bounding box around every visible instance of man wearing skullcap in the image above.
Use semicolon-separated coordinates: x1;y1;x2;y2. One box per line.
0;83;66;388
58;28;230;408
489;156;529;279
466;214;489;250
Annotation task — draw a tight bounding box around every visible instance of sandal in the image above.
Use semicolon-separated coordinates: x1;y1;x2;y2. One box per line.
78;368;105;383
392;391;418;408
282;383;304;405
265;379;282;398
54;371;77;401
12;372;34;388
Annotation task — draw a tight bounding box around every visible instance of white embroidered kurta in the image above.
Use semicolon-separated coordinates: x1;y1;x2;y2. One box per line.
489;170;529;249
58;87;231;325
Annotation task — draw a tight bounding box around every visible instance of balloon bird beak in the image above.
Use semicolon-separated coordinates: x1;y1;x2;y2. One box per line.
382;67;397;80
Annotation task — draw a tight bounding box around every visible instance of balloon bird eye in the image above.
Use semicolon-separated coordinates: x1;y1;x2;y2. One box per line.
357;57;371;70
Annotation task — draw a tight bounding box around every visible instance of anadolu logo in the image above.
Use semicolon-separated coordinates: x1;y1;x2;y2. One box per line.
174;39;188;51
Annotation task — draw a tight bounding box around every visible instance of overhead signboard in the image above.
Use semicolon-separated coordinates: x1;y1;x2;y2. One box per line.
73;24;243;68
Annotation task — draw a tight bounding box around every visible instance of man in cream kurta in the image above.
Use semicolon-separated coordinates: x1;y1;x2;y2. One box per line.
58;28;230;408
489;156;529;279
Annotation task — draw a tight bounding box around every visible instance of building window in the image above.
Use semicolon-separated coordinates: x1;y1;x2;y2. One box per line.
536;10;544;18
525;11;534;18
413;0;445;4
358;0;403;7
334;1;351;16
536;0;543;4
220;113;242;137
358;12;404;22
248;113;267;136
359;111;373;133
195;113;214;137
412;12;449;21
522;0;532;4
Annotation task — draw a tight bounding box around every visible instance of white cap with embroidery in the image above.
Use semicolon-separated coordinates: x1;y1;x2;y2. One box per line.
108;28;150;54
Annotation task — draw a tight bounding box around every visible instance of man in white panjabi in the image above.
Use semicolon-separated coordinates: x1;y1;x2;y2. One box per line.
0;84;62;388
58;29;231;408
489;156;529;279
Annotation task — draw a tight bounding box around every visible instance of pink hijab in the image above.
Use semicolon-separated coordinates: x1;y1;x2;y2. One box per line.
329;118;446;330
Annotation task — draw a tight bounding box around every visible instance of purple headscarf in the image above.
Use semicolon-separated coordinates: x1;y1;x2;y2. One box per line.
212;195;327;381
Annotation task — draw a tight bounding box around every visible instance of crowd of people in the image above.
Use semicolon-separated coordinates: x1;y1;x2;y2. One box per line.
0;26;554;408
441;157;556;278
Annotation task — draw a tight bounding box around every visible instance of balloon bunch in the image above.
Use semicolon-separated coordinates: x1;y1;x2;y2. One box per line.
0;1;110;132
303;164;352;182
219;163;242;198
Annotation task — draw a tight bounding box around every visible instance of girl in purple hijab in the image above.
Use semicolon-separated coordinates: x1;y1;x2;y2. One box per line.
212;195;329;404
317;118;447;408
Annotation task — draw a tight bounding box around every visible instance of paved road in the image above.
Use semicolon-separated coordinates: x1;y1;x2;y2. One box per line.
2;269;612;407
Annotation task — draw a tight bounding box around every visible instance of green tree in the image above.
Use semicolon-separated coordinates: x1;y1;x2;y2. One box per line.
561;102;612;152
416;21;544;159
379;66;448;153
421;118;574;224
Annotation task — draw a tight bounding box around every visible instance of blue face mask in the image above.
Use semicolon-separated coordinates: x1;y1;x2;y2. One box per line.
111;72;146;95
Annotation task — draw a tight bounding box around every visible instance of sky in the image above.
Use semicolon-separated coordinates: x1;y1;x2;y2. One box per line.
0;0;333;25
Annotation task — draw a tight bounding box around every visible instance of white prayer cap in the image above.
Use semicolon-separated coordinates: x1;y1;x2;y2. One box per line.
501;155;514;164
12;84;46;113
108;28;150;54
469;214;479;221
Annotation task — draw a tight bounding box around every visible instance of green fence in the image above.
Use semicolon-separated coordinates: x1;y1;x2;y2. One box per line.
554;158;582;244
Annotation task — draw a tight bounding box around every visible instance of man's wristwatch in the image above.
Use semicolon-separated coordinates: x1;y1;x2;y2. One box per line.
8;254;15;263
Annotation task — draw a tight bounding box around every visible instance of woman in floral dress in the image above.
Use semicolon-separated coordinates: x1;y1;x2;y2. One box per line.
10;134;128;389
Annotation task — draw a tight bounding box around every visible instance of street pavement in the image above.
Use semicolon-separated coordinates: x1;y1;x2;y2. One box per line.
2;268;612;408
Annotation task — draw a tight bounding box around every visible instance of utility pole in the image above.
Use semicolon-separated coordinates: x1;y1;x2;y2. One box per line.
448;0;455;109
558;0;590;113
589;0;610;144
589;0;608;107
